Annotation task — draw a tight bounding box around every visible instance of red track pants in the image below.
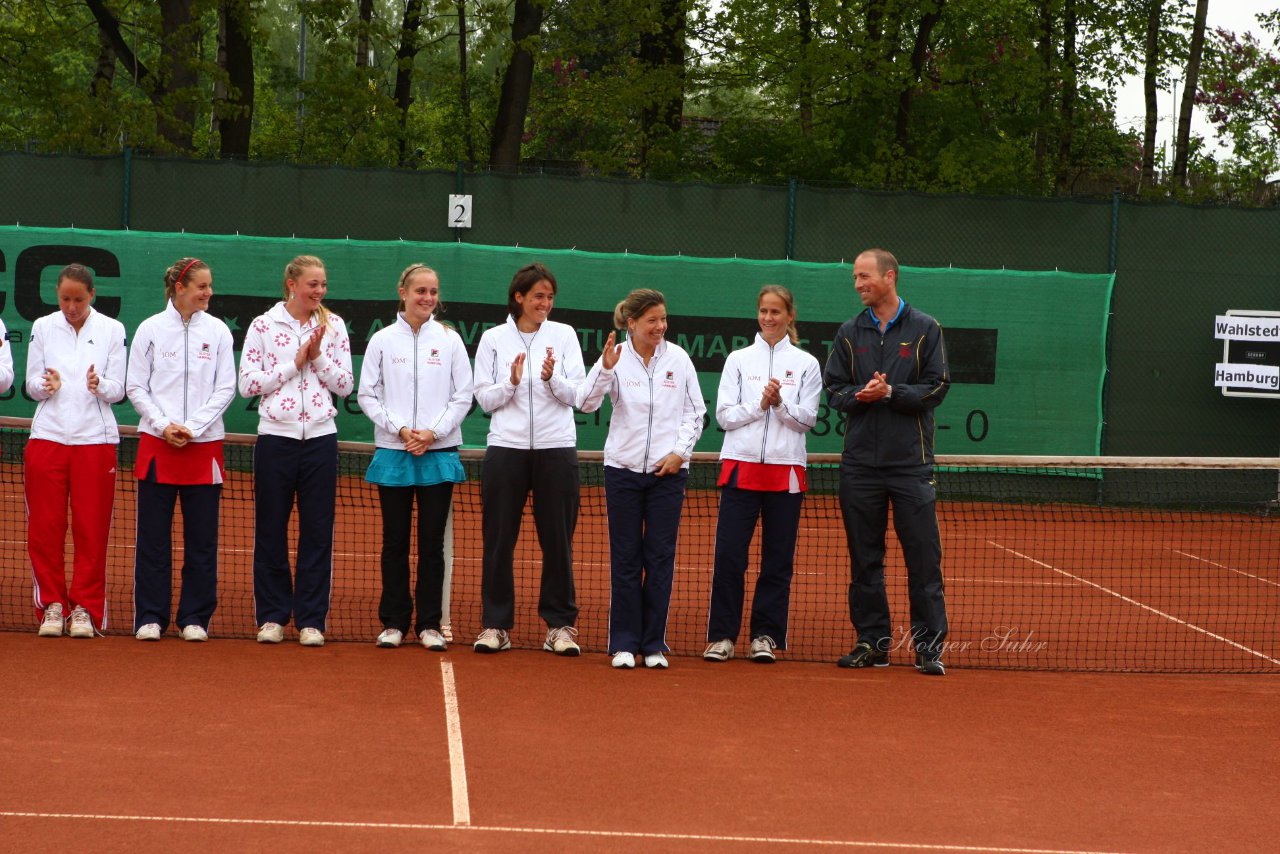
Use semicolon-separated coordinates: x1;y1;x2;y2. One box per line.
26;439;118;632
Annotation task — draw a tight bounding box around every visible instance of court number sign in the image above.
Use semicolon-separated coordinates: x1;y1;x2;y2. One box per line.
448;194;473;229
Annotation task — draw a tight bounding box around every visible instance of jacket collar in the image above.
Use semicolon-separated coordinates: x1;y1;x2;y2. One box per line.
624;336;667;362
754;332;793;352
54;305;97;331
858;299;910;329
506;314;542;337
395;312;436;333
267;300;318;329
164;300;203;324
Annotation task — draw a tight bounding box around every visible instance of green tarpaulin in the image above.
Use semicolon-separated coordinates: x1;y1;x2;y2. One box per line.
0;227;1112;454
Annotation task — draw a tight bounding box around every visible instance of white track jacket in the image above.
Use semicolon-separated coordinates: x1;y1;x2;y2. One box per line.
358;314;474;450
26;307;127;445
237;302;353;439
0;317;13;394
581;338;706;473
127;302;236;442
473;316;586;450
716;334;821;466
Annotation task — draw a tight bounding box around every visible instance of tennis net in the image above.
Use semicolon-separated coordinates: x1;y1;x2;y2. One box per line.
1;419;1276;672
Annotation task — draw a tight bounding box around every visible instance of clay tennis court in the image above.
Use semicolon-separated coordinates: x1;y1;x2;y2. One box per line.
1;636;1277;852
2;434;1277;850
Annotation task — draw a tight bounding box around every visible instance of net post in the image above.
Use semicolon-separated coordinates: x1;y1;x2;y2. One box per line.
440;499;454;642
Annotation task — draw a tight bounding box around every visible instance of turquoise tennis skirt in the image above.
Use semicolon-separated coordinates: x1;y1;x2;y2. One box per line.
365;447;465;487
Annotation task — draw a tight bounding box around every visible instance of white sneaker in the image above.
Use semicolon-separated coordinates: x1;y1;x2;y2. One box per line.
257;622;285;644
376;628;403;648
180;625;208;643
67;606;94;638
703;639;734;662
440;624;454;642
299;627;325;647
473;628;510;653
135;623;162;641
611;651;636;669
644;652;669;669
420;629;447;651
38;603;64;637
543;626;580;656
749;635;777;663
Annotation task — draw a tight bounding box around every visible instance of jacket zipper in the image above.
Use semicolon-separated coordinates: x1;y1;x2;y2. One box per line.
761;342;774;462
645;358;655;471
411;325;419;429
522;329;536;449
182;316;190;422
298;322;308;439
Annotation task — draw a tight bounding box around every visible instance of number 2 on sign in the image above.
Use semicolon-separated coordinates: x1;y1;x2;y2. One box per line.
448;194;473;229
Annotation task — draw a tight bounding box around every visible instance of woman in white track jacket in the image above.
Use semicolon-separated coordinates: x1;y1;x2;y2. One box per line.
470;262;586;657
358;263;473;652
27;263;127;640
127;257;236;643
579;288;705;669
702;285;820;665
238;254;353;648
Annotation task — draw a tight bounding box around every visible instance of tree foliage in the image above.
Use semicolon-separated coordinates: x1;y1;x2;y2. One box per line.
0;0;1277;204
1196;22;1280;197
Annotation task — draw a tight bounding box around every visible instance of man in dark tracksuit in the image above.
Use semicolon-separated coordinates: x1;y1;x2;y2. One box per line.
823;248;951;675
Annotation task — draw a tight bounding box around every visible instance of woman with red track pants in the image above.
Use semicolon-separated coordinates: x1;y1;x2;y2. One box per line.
238;254;353;648
580;289;705;669
127;258;236;643
28;263;127;639
702;285;821;664
358;263;473;651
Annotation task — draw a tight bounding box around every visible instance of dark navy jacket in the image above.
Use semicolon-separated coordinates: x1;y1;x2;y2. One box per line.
823;300;950;467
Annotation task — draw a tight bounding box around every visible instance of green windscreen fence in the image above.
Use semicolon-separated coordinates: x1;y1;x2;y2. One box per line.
0;227;1112;453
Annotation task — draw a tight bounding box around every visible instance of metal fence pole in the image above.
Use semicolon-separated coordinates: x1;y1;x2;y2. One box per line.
1099;188;1122;459
121;147;133;229
785;177;798;259
453;161;465;243
1108;189;1120;273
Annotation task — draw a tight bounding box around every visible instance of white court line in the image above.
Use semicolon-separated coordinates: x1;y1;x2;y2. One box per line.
0;812;1128;853
990;541;1280;666
439;660;470;826
1171;549;1280;589
944;577;1068;587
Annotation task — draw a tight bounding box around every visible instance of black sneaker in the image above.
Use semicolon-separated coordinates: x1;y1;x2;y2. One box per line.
915;654;946;676
836;641;889;668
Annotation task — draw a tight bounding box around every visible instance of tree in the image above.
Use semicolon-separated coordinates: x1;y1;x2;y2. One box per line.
1172;0;1209;188
1197;23;1280;197
1139;0;1163;191
455;1;477;164
0;0;1274;205
490;0;544;168
84;0;207;152
392;0;425;166
1054;0;1077;192
637;0;687;171
357;0;375;67
895;1;947;157
214;0;255;159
